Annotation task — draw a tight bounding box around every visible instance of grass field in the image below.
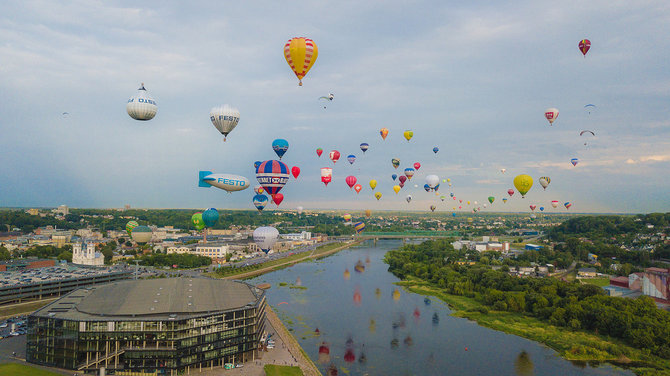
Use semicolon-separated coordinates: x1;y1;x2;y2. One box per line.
263;364;304;376
402;282;670;376
580;277;611;287
0;299;55;319
0;363;64;376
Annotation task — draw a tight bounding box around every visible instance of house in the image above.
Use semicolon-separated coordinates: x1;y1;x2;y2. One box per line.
577;268;597;278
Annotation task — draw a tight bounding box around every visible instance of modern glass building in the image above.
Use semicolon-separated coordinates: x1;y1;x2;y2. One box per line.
27;277;267;375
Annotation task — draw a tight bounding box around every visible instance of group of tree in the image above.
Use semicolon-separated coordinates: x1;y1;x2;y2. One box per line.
384;238;670;358
134;253;211;269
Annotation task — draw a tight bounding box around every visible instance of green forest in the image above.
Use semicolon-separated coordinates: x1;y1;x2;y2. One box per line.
384;238;670;358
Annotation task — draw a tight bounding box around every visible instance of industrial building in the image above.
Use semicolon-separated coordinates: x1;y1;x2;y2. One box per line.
27;277;267;375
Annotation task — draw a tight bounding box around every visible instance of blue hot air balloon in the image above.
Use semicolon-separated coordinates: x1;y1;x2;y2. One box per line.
450;192;454;197
539;207;545;212
347;154;356;164
392;174;398;181
360;143;369;153
433;147;439;154
254;161;261;170
202;208;219;227
452;212;456;217
434;184;440;192
256;160;289;196
253;194;268;212
424;184;431;192
272;139;289;159
571;158;579;166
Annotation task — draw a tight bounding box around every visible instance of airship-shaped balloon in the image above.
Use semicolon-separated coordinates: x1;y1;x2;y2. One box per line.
198;171;250;192
210;104;240;141
127;83;157;121
253;226;279;253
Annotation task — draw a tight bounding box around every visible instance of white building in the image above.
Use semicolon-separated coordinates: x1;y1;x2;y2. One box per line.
281;231;312;241
166;243;230;259
72;240;104;266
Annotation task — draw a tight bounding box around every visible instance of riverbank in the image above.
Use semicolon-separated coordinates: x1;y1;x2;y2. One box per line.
264;306;321;376
398;280;670;376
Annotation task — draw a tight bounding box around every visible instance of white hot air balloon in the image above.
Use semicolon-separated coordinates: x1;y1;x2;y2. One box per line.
544;108;559;125
126;83;157;121
406;195;412;203
210;105;240;141
297;206;304;215
425;175;440;189
253;226;279;254
500;168;506;174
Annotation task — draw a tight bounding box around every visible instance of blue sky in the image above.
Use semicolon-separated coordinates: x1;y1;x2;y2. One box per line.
1;0;669;213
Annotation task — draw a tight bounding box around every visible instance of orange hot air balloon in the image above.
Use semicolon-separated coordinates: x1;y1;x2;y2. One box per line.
354;184;362;193
284;37;318;86
380;128;389;140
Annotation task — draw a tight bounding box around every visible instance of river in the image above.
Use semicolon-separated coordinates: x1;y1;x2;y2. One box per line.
247;239;632;376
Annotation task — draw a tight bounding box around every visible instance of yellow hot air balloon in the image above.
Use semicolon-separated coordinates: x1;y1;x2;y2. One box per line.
374;192;382;200
447;178;451;182
393;185;401;194
392;289;401;301
284;37;318;86
467;201;470;205
403;130;413;142
365;209;372;217
369;179;377;190
513;174;534;197
343;214;352;222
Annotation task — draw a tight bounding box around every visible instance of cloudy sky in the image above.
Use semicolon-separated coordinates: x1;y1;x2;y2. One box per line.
1;0;669;213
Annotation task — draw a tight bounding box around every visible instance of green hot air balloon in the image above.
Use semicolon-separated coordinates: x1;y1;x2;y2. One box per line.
488;196;495;204
391;158;400;169
125;221;139;237
191;212;206;231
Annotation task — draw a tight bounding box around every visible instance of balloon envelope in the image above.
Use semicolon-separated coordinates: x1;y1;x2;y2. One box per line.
191;213;205;231
391;158;400;169
209;105;240;140
316;148;323;157
369;180;377;190
284;37;318;86
321;167;332;186
127;84;157;121
513;174;533;197
131;225;152;244
202;208;219;227
354;184;362;193
256;160;289;196
347;155;356;164
571;158;579;166
345;176;357;188
413;162;421;170
579;39;591;56
404;168;415;179
393;185;401;194
329;150;340;163
544;108;559;125
539;176;551;190
380;128;389;140
374;192;382;200
354;222;366;233
398;175;407;184
291;166;301;179
272;193;284;206
508;189;515;197
391;174;397;181
253;226;279;253
272;139;289;159
425;175;439;189
125;221;139;237
403;130;413;141
433;147;439;154
488;196;495;204
360;143;369;153
253;194;268;212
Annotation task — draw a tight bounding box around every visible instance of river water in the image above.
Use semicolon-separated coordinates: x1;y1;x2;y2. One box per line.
247;239;632;376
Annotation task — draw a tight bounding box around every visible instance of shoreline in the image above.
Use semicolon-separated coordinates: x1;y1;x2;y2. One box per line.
264;306;322;376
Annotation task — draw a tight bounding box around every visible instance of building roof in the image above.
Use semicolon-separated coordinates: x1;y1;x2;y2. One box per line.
578;267;597;273
32;277;264;321
646;267;669;274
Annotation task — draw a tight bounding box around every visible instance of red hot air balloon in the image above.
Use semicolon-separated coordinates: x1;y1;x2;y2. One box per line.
329;150;340;163
529;204;536;211
354;184;362;193
413;162;421;170
292;166;301;179
399;181;405;188
316;148;323;157
398;175;407;184
345;176;357;189
273;193;284;206
507;189;515;197
321;167;332;186
579;39;591;57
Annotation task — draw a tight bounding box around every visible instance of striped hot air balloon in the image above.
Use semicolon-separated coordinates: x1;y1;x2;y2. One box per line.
284;37;318;86
125;221;139;237
354;222;366;234
256;160;289;197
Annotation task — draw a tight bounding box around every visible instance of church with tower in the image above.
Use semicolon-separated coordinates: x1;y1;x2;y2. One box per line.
72;240;104;266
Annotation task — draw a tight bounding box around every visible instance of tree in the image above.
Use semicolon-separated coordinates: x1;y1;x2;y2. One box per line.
0;246;11;261
57;251;72;262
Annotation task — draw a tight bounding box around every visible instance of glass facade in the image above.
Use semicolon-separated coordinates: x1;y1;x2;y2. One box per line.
27;296;266;375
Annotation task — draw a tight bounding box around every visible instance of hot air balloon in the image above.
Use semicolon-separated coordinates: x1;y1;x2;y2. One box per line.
530;205;537;211
291;166;301;179
374;192;382;200
347;155;356;164
539;207;545;212
321;167;333;186
500;168;507;174
398;175;407;184
369;179;377;190
580;130;595;145
467;217;473;224
571;158;579;166
430;205;436;212
316;148;323;157
399;181;405;188
354;184;362;193
433;147;439;154
346;176;357;189
198;172;250;193
125;221;139;237
424;184;431;192
564;202;572;209
343;214;352;222
329;150;340;163
380;128;389;140
488;196;495;204
391;174;397;181
354;222;366;234
360;143;369;153
127;83;157;121
272;139;289;159
508;189;515;197
513;174;533;197
131;225;153;244
538;176;551;190
579;39;591;57
273;193;284;206
545;108;559;125
365;209;372;217
191;213;205;231
413;162;421;171
502;198;508;203
425;175;439;189
202;208;219;227
253;226;279;253
391;158;400;169
284;37;318;86
403;130;413;142
256;160;289;197
254;186;264;195
551;200;559;208
209;105;240;141
297;206;303;215
393;185;401;194
254;161;262;170
253;194;268;212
